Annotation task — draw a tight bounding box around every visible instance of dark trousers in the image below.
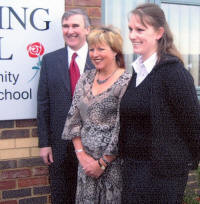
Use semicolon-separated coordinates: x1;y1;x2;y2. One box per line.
49;142;78;204
122;158;189;204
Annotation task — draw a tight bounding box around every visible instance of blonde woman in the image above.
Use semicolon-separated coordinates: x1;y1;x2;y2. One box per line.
62;26;131;203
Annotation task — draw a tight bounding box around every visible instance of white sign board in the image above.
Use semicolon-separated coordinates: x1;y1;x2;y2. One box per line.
0;0;64;120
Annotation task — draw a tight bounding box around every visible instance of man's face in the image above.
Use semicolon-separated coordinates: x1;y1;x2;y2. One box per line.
62;14;90;51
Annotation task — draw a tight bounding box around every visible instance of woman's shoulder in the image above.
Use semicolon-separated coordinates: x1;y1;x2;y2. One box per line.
80;69;96;83
117;69;132;85
154;55;195;91
83;69;96;77
156;55;184;71
155;55;190;78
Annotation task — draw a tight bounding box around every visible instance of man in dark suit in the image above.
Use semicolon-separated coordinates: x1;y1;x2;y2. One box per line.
37;9;95;204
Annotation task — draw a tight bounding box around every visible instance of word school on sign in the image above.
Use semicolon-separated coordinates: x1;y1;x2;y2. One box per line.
0;88;32;100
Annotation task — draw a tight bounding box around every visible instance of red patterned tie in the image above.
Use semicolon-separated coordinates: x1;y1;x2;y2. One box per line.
69;53;80;96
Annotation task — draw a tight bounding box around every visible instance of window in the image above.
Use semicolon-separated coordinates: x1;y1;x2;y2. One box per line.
161;1;200;88
102;0;146;70
102;0;200;90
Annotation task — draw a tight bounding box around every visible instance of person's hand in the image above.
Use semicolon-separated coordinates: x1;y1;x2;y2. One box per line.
40;147;53;165
84;160;104;179
76;151;105;178
76;151;94;169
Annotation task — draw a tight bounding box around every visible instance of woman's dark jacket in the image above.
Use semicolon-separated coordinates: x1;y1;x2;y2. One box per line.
120;54;200;176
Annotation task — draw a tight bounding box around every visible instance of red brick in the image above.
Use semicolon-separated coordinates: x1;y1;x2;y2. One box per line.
0;169;31;180
19;196;47;204
2;188;31;199
90;18;101;27
33;167;49;176
88;8;101;18
18;177;48;188
1;129;29;139
0;121;14;129
0;200;17;204
66;0;72;6
31;128;38;137
17;157;45;168
74;0;101;7
0;180;16;190
33;186;50;195
65;7;87;12
0;160;17;170
16;119;37;127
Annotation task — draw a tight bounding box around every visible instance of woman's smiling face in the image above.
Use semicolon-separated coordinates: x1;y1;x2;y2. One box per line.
128;14;163;61
89;42;117;71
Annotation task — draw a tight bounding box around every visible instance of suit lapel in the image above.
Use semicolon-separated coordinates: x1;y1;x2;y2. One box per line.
84;51;95;71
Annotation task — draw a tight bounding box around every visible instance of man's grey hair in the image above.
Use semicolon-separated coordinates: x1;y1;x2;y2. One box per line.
61;8;91;28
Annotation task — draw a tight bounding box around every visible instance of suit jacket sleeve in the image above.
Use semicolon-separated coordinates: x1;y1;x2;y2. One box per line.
37;55;51;147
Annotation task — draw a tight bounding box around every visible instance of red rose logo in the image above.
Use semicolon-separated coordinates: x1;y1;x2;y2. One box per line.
27;42;44;58
27;42;45;82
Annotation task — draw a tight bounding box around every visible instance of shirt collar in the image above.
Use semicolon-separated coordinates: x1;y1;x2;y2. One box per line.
132;53;157;74
68;42;88;61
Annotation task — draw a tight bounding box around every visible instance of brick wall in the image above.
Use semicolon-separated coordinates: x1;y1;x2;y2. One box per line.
66;0;101;27
0;120;50;204
0;1;101;203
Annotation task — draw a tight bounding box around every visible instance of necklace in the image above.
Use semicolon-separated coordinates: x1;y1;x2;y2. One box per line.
96;69;118;85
